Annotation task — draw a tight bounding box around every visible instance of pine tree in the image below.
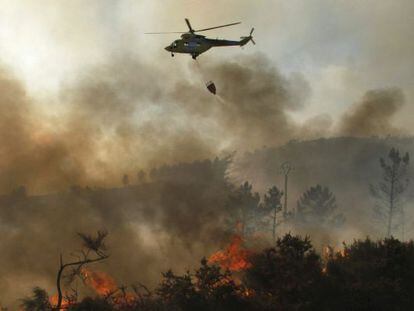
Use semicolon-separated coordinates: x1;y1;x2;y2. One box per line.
227;182;262;238
370;148;410;237
296;185;343;227
263;186;283;242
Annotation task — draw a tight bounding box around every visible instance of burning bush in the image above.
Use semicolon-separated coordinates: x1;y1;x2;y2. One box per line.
20;234;414;310
208;235;252;272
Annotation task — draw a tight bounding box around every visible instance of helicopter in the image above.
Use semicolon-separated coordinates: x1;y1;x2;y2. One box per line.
146;18;255;59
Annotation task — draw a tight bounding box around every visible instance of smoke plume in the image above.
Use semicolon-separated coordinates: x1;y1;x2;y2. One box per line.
0;53;309;306
0;53;312;194
0;53;410;308
338;88;405;137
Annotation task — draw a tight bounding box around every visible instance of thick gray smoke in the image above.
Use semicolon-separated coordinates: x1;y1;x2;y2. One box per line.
0;52;406;195
338;88;405;137
0;53;411;308
0;68;93;194
172;55;308;149
0;53;312;194
0;53;310;307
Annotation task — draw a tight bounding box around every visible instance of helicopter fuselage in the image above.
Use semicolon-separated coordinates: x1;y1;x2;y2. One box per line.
165;33;250;59
147;18;254;59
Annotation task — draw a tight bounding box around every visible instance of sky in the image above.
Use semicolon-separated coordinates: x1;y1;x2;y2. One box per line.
0;0;412;123
0;0;412;192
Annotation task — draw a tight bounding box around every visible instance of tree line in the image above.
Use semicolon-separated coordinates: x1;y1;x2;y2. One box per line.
223;147;410;241
15;147;413;310
21;232;414;310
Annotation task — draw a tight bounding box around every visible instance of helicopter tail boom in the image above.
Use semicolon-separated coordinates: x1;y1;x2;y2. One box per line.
206;28;255;48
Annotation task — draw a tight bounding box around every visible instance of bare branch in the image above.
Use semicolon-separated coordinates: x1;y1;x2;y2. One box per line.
54;230;109;310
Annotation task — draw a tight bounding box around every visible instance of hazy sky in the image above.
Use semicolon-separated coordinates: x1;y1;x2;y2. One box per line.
0;0;412;126
0;1;412;192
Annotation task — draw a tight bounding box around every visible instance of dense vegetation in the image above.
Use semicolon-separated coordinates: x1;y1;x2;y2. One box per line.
21;235;414;310
1;138;413;310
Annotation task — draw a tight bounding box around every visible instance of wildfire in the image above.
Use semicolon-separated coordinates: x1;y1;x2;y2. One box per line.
81;269;136;304
339;248;348;257
112;291;137;305
81;268;118;295
49;295;70;308
322;245;348;274
323;245;348;260
243;288;255;297
49;269;136;307
208;235;252;271
323;246;334;259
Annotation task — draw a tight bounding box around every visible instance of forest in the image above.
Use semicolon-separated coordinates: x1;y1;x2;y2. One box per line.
1;137;414;310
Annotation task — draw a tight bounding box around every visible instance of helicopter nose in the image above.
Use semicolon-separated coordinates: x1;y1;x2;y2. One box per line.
165;46;171;52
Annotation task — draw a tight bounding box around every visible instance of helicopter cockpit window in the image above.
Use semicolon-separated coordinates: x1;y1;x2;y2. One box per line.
172;41;179;48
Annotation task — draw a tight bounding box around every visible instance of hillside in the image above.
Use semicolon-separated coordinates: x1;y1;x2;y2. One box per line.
1;136;414;307
233;136;414;237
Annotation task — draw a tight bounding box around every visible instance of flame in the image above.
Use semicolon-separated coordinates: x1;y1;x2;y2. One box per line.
112;291;136;305
81;268;137;303
322;245;348;274
243;288;255;297
323;245;348;260
208;235;252;271
49;295;70;308
323;246;334;259
49;269;137;307
82;268;118;295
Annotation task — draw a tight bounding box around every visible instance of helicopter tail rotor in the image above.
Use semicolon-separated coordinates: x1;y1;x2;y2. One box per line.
240;28;256;46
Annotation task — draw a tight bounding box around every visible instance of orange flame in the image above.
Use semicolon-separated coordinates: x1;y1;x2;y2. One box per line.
339;248;348;257
208;235;252;271
323;245;348;260
322;245;348;274
49;295;70;308
243;288;255;297
112;291;137;305
82;268;118;295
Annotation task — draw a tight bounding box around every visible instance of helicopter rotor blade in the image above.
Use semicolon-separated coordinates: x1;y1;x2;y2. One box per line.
195;21;241;32
144;32;186;35
145;20;243;35
185;18;195;33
